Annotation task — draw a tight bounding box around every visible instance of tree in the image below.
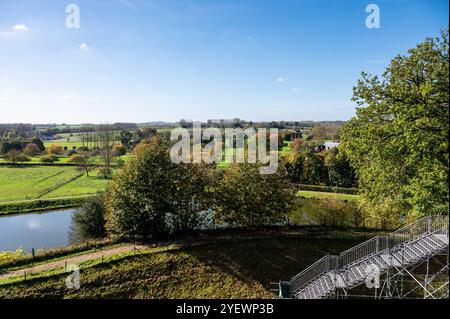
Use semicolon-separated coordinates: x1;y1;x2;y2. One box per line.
23;143;41;157
119;130;132;149
105;140;215;239
40;155;59;163
46;144;63;155
97;124;116;178
70;194;106;244
341;30;449;228
283;148;328;185
169;163;216;233
112;144;127;156
214;163;294;227
4;150;30;164
324;148;357;188
69;152;95;176
31;136;45;152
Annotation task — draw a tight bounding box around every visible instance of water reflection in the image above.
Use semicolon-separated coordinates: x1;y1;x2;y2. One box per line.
0;209;76;252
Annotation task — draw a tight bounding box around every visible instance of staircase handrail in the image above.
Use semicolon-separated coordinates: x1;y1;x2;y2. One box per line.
290;254;338;293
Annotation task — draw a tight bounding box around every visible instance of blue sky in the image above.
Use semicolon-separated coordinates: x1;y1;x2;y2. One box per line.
0;0;448;124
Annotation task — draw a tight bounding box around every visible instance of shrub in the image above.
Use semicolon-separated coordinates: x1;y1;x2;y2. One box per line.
4;149;30;163
23;143;41;156
105;140;215;239
46;144;64;155
112;144;127;156
70;194;106;244
214;163;294;227
67;149;78;156
0;247;25;267
40;155;59;163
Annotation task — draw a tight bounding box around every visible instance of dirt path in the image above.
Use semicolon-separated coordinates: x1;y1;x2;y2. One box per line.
0;244;150;281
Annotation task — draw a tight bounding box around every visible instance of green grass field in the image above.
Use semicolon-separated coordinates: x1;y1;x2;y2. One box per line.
297;190;359;201
0;230;372;298
42;172;109;198
0;166;110;203
43;140;86;149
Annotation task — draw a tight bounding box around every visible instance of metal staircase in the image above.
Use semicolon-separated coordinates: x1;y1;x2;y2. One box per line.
279;215;449;299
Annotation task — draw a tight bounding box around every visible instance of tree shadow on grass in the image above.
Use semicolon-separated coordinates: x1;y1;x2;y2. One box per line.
182;233;364;293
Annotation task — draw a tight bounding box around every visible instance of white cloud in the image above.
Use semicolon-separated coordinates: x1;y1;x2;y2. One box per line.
276;77;287;83
291;87;300;93
12;24;29;32
80;43;89;51
0;96;8;102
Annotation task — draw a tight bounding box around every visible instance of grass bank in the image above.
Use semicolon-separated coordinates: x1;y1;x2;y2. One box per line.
0;197;86;216
0;227;376;298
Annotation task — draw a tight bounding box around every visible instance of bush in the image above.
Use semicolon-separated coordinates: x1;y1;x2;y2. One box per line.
4;149;30;163
214;163;294;227
112;144;127;156
23;143;41;156
105;140;215;239
67;149;78;156
297;184;359;195
40;155;59;163
0;247;25;267
46;144;64;155
70;194;106;244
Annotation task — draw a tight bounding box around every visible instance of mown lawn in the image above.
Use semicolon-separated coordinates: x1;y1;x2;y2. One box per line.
0;230;371;299
0;166;81;202
42;172;110;198
43;140;86;149
297;190;359;201
0;166;111;203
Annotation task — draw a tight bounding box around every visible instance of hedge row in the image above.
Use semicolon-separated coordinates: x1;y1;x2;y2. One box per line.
0;197;86;215
0;162;79;167
296;184;359;195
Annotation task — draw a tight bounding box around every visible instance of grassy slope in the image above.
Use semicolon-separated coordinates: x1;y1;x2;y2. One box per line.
0;230;371;298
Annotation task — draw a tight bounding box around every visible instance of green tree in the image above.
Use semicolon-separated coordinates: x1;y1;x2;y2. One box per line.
23;143;41;156
214;163;294;227
69;151;95;176
31;136;45;152
70;194;106;243
324;148;357;188
341;30;449;228
105;140;215;239
119;130;132;149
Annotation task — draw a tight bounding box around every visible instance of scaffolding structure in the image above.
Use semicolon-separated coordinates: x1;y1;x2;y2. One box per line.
279;215;449;299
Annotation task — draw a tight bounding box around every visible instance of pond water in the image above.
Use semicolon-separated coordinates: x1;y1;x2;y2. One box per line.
0;209;76;252
0;198;358;252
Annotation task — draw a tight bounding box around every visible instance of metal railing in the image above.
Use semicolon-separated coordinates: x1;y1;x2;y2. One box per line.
285;215;449;297
390;215;448;248
290;254;338;293
339;236;389;268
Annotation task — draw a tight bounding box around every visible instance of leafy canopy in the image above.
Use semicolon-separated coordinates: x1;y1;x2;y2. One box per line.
341;30;449;227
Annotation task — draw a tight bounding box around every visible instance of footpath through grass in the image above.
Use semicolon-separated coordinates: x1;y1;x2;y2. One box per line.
0;228;375;298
